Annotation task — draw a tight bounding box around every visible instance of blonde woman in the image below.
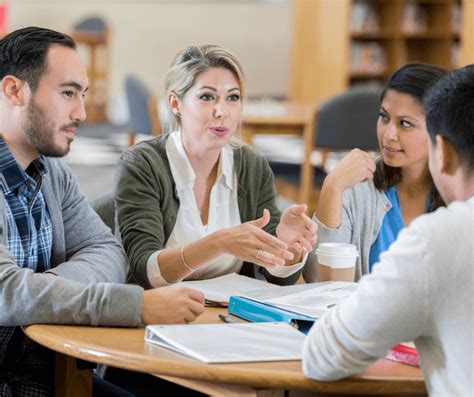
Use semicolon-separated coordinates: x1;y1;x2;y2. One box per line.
115;45;317;288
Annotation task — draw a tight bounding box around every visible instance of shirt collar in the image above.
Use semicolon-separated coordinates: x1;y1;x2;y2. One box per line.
218;145;234;190
166;131;234;193
0;138;49;194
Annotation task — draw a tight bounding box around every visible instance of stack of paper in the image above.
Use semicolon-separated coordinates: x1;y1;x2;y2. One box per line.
244;281;357;318
145;322;305;363
181;273;280;306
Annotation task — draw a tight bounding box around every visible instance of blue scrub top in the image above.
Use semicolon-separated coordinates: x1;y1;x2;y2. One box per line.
368;186;430;272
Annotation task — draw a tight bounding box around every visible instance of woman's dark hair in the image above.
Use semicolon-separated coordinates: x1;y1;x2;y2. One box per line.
0;26;76;93
373;62;448;212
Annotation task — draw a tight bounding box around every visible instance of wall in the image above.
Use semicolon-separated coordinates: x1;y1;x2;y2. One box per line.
8;0;293;113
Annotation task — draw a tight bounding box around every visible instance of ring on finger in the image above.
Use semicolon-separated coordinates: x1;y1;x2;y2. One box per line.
255;249;263;259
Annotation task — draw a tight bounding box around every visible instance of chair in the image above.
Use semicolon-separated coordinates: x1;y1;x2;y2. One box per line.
270;86;381;213
124;75;161;146
72;17;110;123
90;193;115;234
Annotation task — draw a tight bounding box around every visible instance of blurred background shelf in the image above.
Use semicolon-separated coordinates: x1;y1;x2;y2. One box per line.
290;0;473;104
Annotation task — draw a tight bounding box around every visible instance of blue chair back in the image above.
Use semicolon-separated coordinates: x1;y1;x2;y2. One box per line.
125;75;154;136
74;17;107;33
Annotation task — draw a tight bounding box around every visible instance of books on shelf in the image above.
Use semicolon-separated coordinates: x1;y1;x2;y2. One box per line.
386;341;419;366
145;322;305;363
351;2;380;34
451;42;460;68
402;1;428;34
350;42;387;75
452;3;462;34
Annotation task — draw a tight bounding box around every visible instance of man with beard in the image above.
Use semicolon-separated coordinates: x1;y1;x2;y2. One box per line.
0;27;205;396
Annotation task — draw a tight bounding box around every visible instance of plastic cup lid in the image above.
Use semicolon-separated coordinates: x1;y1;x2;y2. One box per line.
316;243;358;256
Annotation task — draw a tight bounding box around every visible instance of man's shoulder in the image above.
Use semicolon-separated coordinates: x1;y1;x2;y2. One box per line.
409;198;473;245
43;157;74;181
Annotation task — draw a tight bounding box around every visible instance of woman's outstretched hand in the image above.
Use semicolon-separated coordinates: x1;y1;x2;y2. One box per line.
216;209;294;269
276;204;317;254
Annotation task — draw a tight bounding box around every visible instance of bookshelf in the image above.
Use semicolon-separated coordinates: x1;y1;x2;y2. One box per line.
72;20;110;123
290;0;473;103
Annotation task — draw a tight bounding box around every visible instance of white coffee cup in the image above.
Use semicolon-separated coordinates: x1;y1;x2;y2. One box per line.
316;243;358;282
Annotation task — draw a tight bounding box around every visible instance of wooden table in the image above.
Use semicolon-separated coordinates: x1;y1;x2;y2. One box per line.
24;308;426;397
241;102;317;206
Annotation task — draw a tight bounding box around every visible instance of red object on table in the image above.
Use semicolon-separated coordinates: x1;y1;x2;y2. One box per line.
387;342;419;367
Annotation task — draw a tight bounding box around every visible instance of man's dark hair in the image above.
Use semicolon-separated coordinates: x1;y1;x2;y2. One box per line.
0;26;76;93
373;62;448;211
424;65;474;172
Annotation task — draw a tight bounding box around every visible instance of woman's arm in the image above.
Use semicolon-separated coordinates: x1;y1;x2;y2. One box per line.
316;149;376;228
115;146;293;287
157;209;293;282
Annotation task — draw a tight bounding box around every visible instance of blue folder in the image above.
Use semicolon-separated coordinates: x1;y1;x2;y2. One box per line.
228;296;316;334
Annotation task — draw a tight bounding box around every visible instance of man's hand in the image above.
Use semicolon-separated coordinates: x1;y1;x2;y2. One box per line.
141;285;205;324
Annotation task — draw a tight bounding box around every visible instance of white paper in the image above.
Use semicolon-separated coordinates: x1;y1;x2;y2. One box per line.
145;322;305;363
181;273;279;305
244;281;357;318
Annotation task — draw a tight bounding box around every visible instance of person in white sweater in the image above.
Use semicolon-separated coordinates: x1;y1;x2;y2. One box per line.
303;64;474;396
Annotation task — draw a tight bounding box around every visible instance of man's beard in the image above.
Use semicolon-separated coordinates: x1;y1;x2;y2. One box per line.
23;98;79;158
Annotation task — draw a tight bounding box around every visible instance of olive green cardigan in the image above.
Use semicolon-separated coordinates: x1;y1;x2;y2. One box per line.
114;134;303;289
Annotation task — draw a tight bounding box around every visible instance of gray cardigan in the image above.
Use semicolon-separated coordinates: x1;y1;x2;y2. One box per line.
0;158;143;327
304;181;391;282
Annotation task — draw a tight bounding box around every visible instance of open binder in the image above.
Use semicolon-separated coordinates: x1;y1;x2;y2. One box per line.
228;281;357;334
228;296;316;334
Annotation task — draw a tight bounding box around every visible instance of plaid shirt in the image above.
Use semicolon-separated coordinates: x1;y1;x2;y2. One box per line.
0;139;54;396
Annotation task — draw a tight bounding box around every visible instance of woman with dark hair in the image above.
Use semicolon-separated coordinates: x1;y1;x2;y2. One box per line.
312;63;447;281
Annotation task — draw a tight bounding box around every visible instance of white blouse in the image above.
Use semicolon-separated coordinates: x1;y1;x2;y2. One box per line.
146;131;305;287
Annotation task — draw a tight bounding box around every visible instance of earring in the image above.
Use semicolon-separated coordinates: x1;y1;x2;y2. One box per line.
174;110;181;117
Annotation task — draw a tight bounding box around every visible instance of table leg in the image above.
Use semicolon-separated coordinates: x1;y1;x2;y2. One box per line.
54;352;93;397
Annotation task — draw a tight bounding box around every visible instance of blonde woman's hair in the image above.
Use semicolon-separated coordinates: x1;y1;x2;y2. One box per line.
165;44;245;133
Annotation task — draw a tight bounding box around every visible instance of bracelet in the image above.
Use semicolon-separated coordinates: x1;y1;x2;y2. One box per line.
180;245;194;272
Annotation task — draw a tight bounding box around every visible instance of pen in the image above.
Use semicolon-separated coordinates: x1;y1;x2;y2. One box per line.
218;313;238;323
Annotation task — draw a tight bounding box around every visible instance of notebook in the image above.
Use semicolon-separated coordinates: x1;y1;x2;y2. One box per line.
243;281;357;318
228;281;357;334
145;322;305;363
228;296;316;334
